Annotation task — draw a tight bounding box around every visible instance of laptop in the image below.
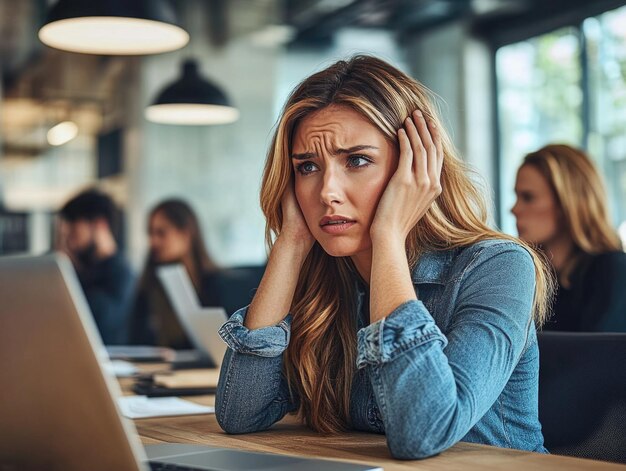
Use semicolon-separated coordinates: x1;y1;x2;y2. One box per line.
0;254;380;470
156;264;228;367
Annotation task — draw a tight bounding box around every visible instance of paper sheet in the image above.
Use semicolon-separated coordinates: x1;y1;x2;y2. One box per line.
153;369;220;388
118;395;214;419
104;359;139;378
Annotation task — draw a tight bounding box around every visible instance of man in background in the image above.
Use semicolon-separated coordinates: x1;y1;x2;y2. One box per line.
58;189;134;344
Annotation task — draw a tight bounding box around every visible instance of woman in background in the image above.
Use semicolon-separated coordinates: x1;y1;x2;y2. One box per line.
129;199;219;348
512;144;626;331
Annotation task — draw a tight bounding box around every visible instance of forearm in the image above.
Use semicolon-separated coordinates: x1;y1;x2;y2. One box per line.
359;243;536;458
368;336;460;458
359;300;487;459
216;348;295;433
245;236;309;330
370;236;417;323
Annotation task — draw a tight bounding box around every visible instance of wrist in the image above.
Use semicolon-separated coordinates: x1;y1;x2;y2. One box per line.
370;230;406;251
273;235;312;265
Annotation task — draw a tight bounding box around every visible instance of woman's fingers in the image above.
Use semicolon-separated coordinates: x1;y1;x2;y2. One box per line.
412;111;438;185
397;127;413;177
427;118;444;178
425;119;443;199
406;110;442;193
403;114;428;182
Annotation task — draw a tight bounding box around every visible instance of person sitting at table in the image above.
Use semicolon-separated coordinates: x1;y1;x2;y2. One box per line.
129;199;220;349
214;55;554;459
58;189;134;345
512;144;626;332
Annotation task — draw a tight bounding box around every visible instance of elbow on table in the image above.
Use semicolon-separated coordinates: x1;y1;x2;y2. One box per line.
215;402;271;435
387;434;454;460
216;411;258;435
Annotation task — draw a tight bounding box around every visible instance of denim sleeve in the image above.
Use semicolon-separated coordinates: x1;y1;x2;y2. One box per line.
218;306;292;357
215;306;298;434
357;243;535;459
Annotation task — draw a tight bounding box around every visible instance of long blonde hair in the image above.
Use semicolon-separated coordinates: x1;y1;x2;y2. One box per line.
521;144;622;284
260;55;554;434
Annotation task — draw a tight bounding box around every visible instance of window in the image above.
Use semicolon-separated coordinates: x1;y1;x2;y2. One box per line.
496;5;626;239
585;7;626;240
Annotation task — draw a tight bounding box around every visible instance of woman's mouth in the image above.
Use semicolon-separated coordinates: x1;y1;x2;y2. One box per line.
319;216;356;234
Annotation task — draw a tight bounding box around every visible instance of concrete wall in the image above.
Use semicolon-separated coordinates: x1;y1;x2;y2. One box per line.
126;39;276;268
405;22;498;225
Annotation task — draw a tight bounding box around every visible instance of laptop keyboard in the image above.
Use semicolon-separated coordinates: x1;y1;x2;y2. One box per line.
149;461;216;471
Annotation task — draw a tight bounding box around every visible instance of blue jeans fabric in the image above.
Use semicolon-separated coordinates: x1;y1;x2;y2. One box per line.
215;239;547;459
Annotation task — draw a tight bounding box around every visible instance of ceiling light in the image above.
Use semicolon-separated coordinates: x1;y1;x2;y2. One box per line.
145;60;239;125
47;121;78;146
38;0;189;55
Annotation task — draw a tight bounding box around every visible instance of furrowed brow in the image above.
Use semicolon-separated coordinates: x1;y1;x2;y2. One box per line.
291;145;378;160
291;152;317;160
334;145;378;154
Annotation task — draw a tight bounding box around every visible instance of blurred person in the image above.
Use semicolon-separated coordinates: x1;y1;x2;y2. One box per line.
512;144;626;331
129;199;219;349
58;189;134;344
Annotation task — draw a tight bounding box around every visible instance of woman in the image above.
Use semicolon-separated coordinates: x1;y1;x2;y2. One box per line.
512;144;626;332
215;56;553;459
129;199;219;349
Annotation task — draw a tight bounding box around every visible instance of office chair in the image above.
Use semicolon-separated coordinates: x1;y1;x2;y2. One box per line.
538;331;626;463
213;265;266;316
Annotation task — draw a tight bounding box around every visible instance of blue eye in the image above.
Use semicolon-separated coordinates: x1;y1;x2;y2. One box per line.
296;161;318;175
347;155;371;168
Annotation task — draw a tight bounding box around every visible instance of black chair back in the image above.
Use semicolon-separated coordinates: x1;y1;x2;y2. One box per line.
213;265;266;316
538;331;626;463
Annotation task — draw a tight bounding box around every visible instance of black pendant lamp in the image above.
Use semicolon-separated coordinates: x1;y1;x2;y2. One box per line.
39;0;189;55
145;60;239;125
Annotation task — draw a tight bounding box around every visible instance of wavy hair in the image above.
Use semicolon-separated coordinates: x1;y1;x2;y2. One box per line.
260;55;554;434
522;144;622;282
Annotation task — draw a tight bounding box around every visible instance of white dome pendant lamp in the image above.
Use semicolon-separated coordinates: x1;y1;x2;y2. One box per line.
38;0;189;55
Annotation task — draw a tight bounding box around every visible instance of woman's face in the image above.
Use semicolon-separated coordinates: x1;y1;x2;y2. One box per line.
292;105;397;260
148;211;191;263
511;164;563;245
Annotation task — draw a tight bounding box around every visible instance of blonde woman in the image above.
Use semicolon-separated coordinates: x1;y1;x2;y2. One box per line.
216;56;553;458
513;144;626;332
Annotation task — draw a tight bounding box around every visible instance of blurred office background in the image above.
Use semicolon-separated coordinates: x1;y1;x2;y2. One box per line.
0;0;625;268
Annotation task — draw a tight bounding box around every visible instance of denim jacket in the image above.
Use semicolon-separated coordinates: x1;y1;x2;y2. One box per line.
215;239;546;459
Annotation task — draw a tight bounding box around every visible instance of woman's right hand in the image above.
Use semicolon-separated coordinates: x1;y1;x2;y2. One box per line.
246;182;314;329
278;181;315;255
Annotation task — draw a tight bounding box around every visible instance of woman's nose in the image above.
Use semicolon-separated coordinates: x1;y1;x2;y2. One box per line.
511;200;521;217
320;168;344;207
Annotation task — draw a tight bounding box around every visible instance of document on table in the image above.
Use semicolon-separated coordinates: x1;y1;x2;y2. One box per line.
104;359;139;377
118;395;215;419
153;369;220;388
106;345;176;362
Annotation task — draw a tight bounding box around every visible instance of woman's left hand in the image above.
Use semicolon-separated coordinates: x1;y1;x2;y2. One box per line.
370;110;444;245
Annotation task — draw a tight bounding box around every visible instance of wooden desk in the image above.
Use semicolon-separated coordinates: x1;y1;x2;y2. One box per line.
121;367;626;471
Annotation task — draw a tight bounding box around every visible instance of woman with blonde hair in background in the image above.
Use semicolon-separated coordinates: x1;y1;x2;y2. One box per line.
215;55;554;458
513;144;626;332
